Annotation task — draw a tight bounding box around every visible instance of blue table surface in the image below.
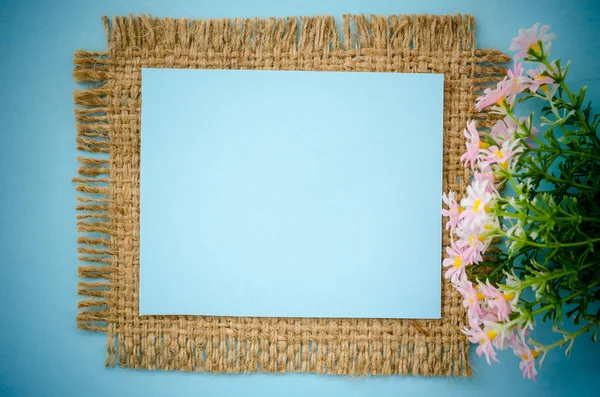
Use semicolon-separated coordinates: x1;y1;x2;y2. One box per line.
1;0;599;396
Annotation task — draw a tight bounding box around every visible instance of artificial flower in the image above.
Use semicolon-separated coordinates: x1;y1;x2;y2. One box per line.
510;330;540;381
478;280;514;322
456;276;486;319
460;121;482;169
443;240;470;283
473;163;496;193
509;23;556;60
480;139;524;170
456;232;488;265
526;65;554;93
459;181;494;229
443;23;598;381
463;317;500;365
475;78;513;112
442;191;461;233
506;61;528;95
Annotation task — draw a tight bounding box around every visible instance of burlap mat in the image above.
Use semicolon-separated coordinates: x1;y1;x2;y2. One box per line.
73;14;508;375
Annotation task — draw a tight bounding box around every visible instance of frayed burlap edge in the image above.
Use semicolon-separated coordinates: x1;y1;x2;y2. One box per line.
73;13;509;375
73;50;113;333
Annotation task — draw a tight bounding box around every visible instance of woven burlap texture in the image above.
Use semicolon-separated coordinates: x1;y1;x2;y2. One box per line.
73;13;509;375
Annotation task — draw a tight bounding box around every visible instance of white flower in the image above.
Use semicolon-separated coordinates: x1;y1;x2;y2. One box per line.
460;181;496;229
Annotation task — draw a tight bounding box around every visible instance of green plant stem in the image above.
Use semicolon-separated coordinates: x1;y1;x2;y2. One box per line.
560;280;600;302
543;89;574;139
500;273;599;332
504;235;600;249
542;58;600;147
541;174;593;191
536;148;600;162
539;322;594;352
482;248;534;280
511;171;594;191
503;167;524;196
505;110;546;147
496;211;600;223
528;262;597;286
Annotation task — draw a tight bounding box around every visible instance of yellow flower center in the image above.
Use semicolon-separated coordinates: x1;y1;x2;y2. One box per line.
480;329;498;344
512;78;521;91
486;329;498;340
529;42;541;54
503;292;516;301
468;235;486;245
473;285;485;300
499;161;509;170
473;199;481;212
494;150;504;159
520;350;542;360
540;85;550;93
453;256;462;269
480;141;490;150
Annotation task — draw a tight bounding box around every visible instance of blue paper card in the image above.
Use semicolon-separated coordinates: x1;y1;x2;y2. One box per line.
140;68;444;318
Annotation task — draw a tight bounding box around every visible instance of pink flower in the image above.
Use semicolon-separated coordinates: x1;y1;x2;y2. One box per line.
479;280;515;322
474;63;527;113
506;61;528;95
509;23;556;60
456;233;487;264
519;350;539;381
460;121;482;169
459;181;494;229
489;119;512;146
480;139;524;171
525;65;554;93
463;317;499;365
456;276;485;319
443;241;470;283
475;78;513;112
455;208;499;247
473;164;496;193
442;191;461;233
510;330;539;381
501;116;539;147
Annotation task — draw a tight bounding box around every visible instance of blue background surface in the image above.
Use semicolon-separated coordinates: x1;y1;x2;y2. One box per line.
140;69;443;318
1;0;599;396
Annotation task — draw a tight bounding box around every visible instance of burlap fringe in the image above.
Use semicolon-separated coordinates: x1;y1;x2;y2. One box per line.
73;50;113;332
74;13;510;375
102;14;477;54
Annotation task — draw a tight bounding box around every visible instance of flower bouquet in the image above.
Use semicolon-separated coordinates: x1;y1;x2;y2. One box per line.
442;24;600;380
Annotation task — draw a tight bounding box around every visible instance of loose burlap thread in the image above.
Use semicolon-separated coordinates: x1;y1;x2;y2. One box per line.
73;13;509;375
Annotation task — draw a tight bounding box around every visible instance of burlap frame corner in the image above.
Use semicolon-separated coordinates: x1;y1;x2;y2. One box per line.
73;13;509;375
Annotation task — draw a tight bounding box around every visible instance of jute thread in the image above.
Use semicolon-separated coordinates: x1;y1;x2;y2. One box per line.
73;13;509;375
